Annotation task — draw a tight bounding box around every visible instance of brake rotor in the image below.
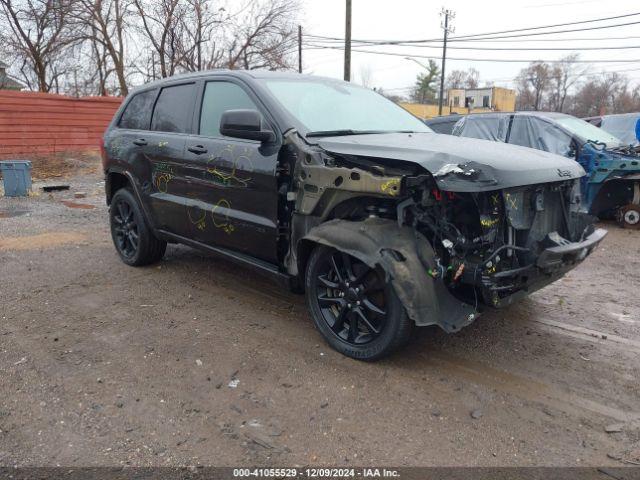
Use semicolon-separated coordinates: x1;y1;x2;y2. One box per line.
618;204;640;229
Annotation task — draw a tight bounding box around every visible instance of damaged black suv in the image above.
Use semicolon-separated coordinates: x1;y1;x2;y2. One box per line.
103;71;606;360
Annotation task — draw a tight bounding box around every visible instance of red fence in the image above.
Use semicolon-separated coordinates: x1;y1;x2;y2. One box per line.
0;90;122;158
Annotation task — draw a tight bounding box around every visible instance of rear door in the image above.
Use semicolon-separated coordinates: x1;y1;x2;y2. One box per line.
144;82;198;237
181;78;281;263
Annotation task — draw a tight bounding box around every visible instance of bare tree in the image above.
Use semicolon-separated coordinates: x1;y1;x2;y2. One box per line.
0;0;78;92
74;0;130;95
516;61;551;111
465;68;479;89
132;0;185;78
0;0;299;94
548;54;587;113
174;0;227;72
570;72;632;117
224;0;299;70
445;67;480;90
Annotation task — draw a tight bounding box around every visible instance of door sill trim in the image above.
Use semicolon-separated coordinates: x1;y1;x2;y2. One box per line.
156;229;292;288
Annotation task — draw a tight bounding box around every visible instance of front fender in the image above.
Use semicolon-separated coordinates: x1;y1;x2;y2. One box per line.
302;217;477;332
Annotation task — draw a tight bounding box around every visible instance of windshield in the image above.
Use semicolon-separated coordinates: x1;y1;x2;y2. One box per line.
262;78;432;136
554;116;623;147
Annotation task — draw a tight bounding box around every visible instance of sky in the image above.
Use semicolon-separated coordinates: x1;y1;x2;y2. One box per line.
299;0;640;96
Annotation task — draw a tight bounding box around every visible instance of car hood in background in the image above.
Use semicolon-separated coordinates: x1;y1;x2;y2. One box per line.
314;132;585;192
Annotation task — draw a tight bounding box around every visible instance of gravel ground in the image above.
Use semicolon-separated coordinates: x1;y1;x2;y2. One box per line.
0;169;639;467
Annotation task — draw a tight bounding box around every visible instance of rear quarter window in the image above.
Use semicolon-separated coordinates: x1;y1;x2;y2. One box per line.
151;83;196;133
118;90;157;130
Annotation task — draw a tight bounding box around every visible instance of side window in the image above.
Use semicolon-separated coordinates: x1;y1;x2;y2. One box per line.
508;116;536;150
150;83;195;133
199;81;259;137
458;116;508;142
119;90;156;130
532;118;574;157
510;117;573;156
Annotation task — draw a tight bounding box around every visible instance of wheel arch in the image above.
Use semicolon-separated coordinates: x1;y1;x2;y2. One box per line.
105;170;131;205
299;218;477;331
589;176;639;217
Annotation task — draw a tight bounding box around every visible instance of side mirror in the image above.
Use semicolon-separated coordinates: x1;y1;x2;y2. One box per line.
220;109;274;143
635;118;640;143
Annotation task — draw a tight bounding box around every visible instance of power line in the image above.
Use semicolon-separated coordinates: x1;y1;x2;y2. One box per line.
303;43;640;63
445;11;640;40
306;34;640;44
304;13;640;45
306;39;640;51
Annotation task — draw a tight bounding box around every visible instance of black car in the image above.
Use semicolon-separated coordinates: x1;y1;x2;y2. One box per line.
102;71;606;360
423;114;461;135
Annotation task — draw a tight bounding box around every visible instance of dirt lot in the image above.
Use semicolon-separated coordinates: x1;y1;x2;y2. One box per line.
0;166;639;468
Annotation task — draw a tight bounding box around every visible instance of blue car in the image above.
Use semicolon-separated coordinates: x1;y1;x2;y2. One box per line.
453;112;640;228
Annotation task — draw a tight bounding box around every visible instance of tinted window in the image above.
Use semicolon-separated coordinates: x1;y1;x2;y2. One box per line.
119;90;156;130
151;83;195;133
200;82;259;137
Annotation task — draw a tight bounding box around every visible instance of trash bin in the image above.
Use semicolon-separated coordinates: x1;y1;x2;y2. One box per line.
0;160;32;197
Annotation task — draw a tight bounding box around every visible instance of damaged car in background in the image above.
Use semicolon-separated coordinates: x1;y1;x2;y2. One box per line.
103;71;606;361
453;112;640;229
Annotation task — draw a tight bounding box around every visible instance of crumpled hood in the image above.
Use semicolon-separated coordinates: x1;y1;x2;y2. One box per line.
315;132;585;192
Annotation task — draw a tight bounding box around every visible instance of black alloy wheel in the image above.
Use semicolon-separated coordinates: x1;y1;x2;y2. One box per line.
305;246;413;360
109;188;167;266
112;198;139;259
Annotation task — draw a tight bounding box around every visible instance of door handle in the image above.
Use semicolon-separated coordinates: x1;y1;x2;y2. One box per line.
188;145;208;155
133;138;147;146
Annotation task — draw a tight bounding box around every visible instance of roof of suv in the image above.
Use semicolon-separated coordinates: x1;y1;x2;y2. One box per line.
131;69;343;92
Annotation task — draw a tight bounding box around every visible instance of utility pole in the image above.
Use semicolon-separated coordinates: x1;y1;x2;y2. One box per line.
298;25;303;73
438;8;455;115
344;0;352;81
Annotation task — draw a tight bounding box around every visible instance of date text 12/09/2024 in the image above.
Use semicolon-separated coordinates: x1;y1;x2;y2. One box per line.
232;468;400;478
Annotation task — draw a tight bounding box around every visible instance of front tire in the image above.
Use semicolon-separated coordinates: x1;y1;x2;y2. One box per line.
109;188;167;266
305;245;413;361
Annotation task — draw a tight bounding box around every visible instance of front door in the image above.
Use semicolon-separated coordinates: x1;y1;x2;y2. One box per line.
182;79;280;264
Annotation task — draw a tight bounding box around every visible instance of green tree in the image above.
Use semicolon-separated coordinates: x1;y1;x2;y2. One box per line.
411;59;440;104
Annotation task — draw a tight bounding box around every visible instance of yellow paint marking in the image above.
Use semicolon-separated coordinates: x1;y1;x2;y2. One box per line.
381;178;400;196
0;232;87;251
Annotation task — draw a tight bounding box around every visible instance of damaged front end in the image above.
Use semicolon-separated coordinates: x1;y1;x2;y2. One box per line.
282;131;607;333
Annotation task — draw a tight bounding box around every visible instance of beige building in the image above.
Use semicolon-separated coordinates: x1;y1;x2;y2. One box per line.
401;86;515;120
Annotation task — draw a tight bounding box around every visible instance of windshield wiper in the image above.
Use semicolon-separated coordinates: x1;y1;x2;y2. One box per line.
306;129;382;138
306;129;419;138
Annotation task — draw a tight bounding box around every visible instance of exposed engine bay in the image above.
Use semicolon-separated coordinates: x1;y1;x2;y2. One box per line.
396;179;597;309
282;131;607;332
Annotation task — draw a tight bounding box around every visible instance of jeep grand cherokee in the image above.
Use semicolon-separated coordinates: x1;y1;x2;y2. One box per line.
102;71;606;360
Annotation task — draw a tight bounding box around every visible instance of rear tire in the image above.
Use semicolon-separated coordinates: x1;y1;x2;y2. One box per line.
110;188;167;266
305;245;413;361
618;204;640;229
